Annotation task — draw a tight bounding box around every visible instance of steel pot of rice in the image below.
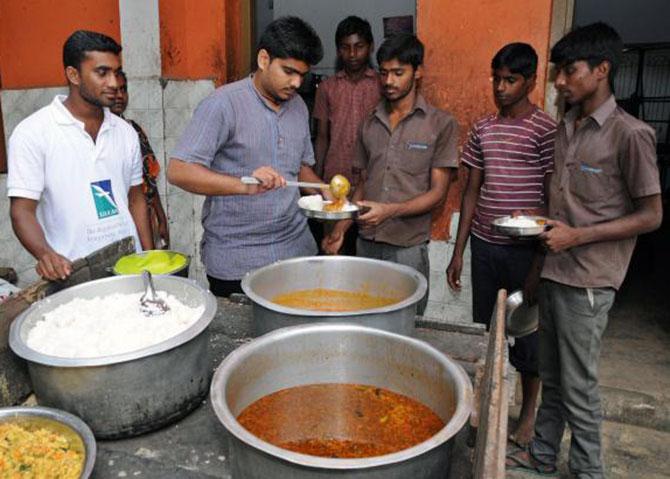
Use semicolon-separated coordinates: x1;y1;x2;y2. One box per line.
9;275;217;439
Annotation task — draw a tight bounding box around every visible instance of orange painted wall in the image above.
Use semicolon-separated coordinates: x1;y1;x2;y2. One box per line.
159;0;228;86
417;0;553;240
0;0;120;89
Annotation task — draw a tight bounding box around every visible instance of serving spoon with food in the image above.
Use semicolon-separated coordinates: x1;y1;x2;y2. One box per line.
241;174;351;201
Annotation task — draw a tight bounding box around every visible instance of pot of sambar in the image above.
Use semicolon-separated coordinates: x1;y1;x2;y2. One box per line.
210;323;473;478
241;256;427;336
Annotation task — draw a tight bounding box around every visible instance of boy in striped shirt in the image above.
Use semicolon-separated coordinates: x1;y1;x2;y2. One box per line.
446;43;557;447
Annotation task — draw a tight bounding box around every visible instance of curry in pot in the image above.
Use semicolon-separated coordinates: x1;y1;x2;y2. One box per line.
271;288;400;312
237;383;446;458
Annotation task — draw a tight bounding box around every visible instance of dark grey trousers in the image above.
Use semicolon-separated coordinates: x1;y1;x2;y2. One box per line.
356;238;429;316
531;280;615;479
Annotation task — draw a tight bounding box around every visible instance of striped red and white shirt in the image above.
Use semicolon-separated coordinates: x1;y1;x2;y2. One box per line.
461;106;557;245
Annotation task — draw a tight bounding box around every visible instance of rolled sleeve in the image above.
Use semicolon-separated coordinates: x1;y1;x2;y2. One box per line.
621;125;661;199
432;115;459;168
312;83;329;122
460;125;483;170
7;127;45;200
302;127;316;167
539;126;556;175
129;134;144;186
171;93;231;167
352;123;369;171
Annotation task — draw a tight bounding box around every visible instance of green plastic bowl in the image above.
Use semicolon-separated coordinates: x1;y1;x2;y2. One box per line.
112;250;190;277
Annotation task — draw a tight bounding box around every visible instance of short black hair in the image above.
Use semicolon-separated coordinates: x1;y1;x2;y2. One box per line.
376;33;424;70
63;30;122;70
335;16;373;47
257;16;323;66
491;43;538;79
550;22;623;88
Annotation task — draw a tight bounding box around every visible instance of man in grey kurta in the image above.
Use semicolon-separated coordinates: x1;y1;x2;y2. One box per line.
168;17;324;296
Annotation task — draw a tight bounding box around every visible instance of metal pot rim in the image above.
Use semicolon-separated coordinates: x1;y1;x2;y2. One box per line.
9;275;217;367
0;405;97;478
241;256;428;317
210;323;473;470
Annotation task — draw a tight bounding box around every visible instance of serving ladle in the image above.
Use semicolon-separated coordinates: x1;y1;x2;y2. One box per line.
241;174;351;200
140;270;170;316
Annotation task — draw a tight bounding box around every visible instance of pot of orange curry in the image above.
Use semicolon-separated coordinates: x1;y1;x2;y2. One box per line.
241;256;427;337
210;323;472;478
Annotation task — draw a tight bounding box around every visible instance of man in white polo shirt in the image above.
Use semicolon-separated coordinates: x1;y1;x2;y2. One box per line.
8;30;153;280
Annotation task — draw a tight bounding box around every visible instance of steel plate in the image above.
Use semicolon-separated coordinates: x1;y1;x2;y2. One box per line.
491;215;548;238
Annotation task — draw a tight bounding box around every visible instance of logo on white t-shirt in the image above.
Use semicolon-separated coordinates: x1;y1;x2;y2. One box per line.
90;180;119;219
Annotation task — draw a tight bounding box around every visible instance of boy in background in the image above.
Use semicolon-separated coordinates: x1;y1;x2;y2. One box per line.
313;16;380;254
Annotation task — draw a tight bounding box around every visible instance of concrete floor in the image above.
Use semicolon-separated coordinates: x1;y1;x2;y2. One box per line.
508;219;670;478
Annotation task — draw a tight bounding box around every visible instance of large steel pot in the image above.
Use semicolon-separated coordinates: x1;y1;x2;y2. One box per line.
9;275;217;439
241;256;427;336
210;323;473;479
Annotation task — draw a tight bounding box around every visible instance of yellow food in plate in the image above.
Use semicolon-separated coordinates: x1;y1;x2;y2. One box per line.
0;422;84;478
324;197;346;212
113;250;187;275
272;288;399;311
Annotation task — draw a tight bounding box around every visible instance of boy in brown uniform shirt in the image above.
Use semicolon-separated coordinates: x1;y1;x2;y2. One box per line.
507;23;662;478
323;34;458;314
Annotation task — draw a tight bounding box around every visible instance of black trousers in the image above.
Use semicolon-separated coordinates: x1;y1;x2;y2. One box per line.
207;275;243;297
471;235;539;376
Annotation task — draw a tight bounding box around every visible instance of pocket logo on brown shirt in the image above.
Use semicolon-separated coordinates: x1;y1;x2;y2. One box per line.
579;163;603;174
406;141;429;150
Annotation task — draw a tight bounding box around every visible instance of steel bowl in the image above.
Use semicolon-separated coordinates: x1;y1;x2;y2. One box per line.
241;256;427;336
210;323;473;478
0;405;96;478
505;290;539;338
9;275;217;439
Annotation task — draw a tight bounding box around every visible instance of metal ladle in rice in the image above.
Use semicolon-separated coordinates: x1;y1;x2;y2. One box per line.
140;270;170;316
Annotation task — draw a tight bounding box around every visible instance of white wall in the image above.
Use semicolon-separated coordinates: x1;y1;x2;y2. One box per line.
1;87;68;286
273;0;416;75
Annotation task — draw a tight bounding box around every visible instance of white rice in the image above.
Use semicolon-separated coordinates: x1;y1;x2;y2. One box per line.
298;195;358;212
27;292;205;358
499;217;540;228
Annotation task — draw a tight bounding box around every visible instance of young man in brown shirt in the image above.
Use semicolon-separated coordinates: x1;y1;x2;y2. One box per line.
323;34;459;314
507;23;662;478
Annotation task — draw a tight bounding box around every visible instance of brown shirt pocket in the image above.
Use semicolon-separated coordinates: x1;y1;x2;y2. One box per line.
569;161;611;204
397;137;435;175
